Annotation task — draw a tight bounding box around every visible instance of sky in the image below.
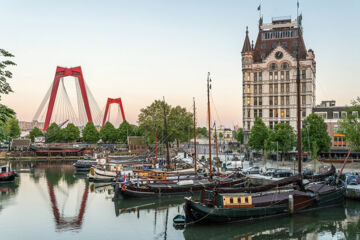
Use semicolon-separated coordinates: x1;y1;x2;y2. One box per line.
1;0;360;128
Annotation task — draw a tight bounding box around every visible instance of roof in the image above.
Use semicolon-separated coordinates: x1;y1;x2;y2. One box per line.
241;27;252;53
252;26;307;63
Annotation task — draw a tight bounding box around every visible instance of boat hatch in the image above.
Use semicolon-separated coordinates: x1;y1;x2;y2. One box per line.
222;195;254;208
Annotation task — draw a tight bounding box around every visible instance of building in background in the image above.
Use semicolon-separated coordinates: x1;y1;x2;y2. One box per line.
242;15;316;143
19;120;44;132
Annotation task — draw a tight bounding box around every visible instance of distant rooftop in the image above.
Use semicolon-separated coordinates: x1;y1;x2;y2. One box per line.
272;16;292;24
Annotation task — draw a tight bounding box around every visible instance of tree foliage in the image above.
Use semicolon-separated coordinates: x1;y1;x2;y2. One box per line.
45;123;63;143
118;121;133;143
302;113;331;158
138;100;193;145
5;118;20;139
235;128;244;144
82;122;100;143
267;122;296;157
100;122;118;143
196;127;208;137
29;127;43;142
63;123;80;142
339;98;360;150
248;117;269;151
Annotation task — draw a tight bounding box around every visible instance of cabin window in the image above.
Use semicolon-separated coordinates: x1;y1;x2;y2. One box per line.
245;197;249;203
237;197;241;203
1;167;6;172
230;198;233;204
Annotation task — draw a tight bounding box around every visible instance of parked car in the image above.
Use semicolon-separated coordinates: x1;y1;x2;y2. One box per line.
273;169;293;178
243;166;260;175
263;168;277;176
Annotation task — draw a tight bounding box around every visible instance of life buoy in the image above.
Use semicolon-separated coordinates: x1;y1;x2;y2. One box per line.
121;185;127;191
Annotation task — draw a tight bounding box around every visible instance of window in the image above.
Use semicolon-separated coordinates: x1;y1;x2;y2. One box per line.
352;111;359;118
261;53;266;59
281;109;285;118
286;83;290;93
302;82;306;92
247;121;250;130
302;95;306;105
259;72;262;81
261;44;266;49
259;97;262;106
254;85;257;94
270;121;273;129
269;109;273;117
247;85;250;93
293;51;298;56
341;111;347;118
274;97;278;105
302;70;306;79
272;43;277;48
282;63;289;70
274;84;278;93
282;42;287;47
270;64;277;70
269;97;273;105
237;197;241;203
254;109;257;118
245;197;249;203
247;73;250;81
333;112;339;119
254;72;257;81
286;96;290;105
286;109;290;117
247;109;250;118
293;41;298;47
274;72;278;80
270;72;273;80
281;96;284;105
269;84;273;93
281;71;284;80
274;109;278;118
259;109;262;118
254;97;257;106
286;71;290;80
281;84;284;93
259;85;262;93
230;198;233;204
317;112;327;119
302;108;306;118
247;97;250;105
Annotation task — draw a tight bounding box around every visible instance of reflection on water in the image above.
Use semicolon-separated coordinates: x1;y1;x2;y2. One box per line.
0;163;359;239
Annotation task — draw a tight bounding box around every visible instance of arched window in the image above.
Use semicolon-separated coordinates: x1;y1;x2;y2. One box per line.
270;63;277;70
281;62;289;70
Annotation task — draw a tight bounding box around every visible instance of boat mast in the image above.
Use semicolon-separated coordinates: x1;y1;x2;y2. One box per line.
214;122;220;174
163;97;171;169
207;72;213;179
193;97;197;174
296;6;302;175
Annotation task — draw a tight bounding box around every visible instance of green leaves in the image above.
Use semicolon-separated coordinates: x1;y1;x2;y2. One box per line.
82;122;100;144
63;123;80;142
302;113;331;157
4;118;21;139
29;127;43;142
267;122;296;154
235;128;244;144
339;98;360;150
248;117;269;151
0;49;16;98
100;122;118;143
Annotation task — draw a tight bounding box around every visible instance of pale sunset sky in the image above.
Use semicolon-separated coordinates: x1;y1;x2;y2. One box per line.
1;0;359;128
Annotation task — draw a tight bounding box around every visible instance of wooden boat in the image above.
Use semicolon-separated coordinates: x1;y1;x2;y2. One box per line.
0;163;18;183
73;158;98;172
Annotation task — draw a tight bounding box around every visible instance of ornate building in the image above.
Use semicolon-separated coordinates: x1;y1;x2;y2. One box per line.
242;16;316;143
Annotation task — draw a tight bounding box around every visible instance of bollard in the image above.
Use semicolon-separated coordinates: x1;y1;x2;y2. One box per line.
288;194;294;214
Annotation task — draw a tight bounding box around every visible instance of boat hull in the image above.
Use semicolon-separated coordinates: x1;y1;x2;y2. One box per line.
0;172;17;183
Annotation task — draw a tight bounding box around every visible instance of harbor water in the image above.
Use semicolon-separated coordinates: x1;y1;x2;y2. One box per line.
0;163;360;240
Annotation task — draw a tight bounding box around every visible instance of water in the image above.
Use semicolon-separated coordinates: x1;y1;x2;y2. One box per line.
1;163;360;240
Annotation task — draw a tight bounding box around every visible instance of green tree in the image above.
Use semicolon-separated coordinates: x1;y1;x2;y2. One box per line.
0;49;16;141
100;122;118;143
5;118;21;139
302;113;331;164
219;132;224;139
248;117;269;153
138;100;171;144
267;122;296;161
82;122;100;143
196;127;208;137
339;98;360;151
45;123;64;143
235;128;244;144
63;123;80;142
29;127;43;142
118;121;134;143
168;105;193;146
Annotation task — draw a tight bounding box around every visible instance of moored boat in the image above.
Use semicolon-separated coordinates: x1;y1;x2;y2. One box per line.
0;163;18;183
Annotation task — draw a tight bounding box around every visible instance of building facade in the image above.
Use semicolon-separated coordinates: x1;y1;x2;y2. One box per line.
242;16;316;143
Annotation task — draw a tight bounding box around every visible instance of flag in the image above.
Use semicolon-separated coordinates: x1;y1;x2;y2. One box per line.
257;4;261;11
